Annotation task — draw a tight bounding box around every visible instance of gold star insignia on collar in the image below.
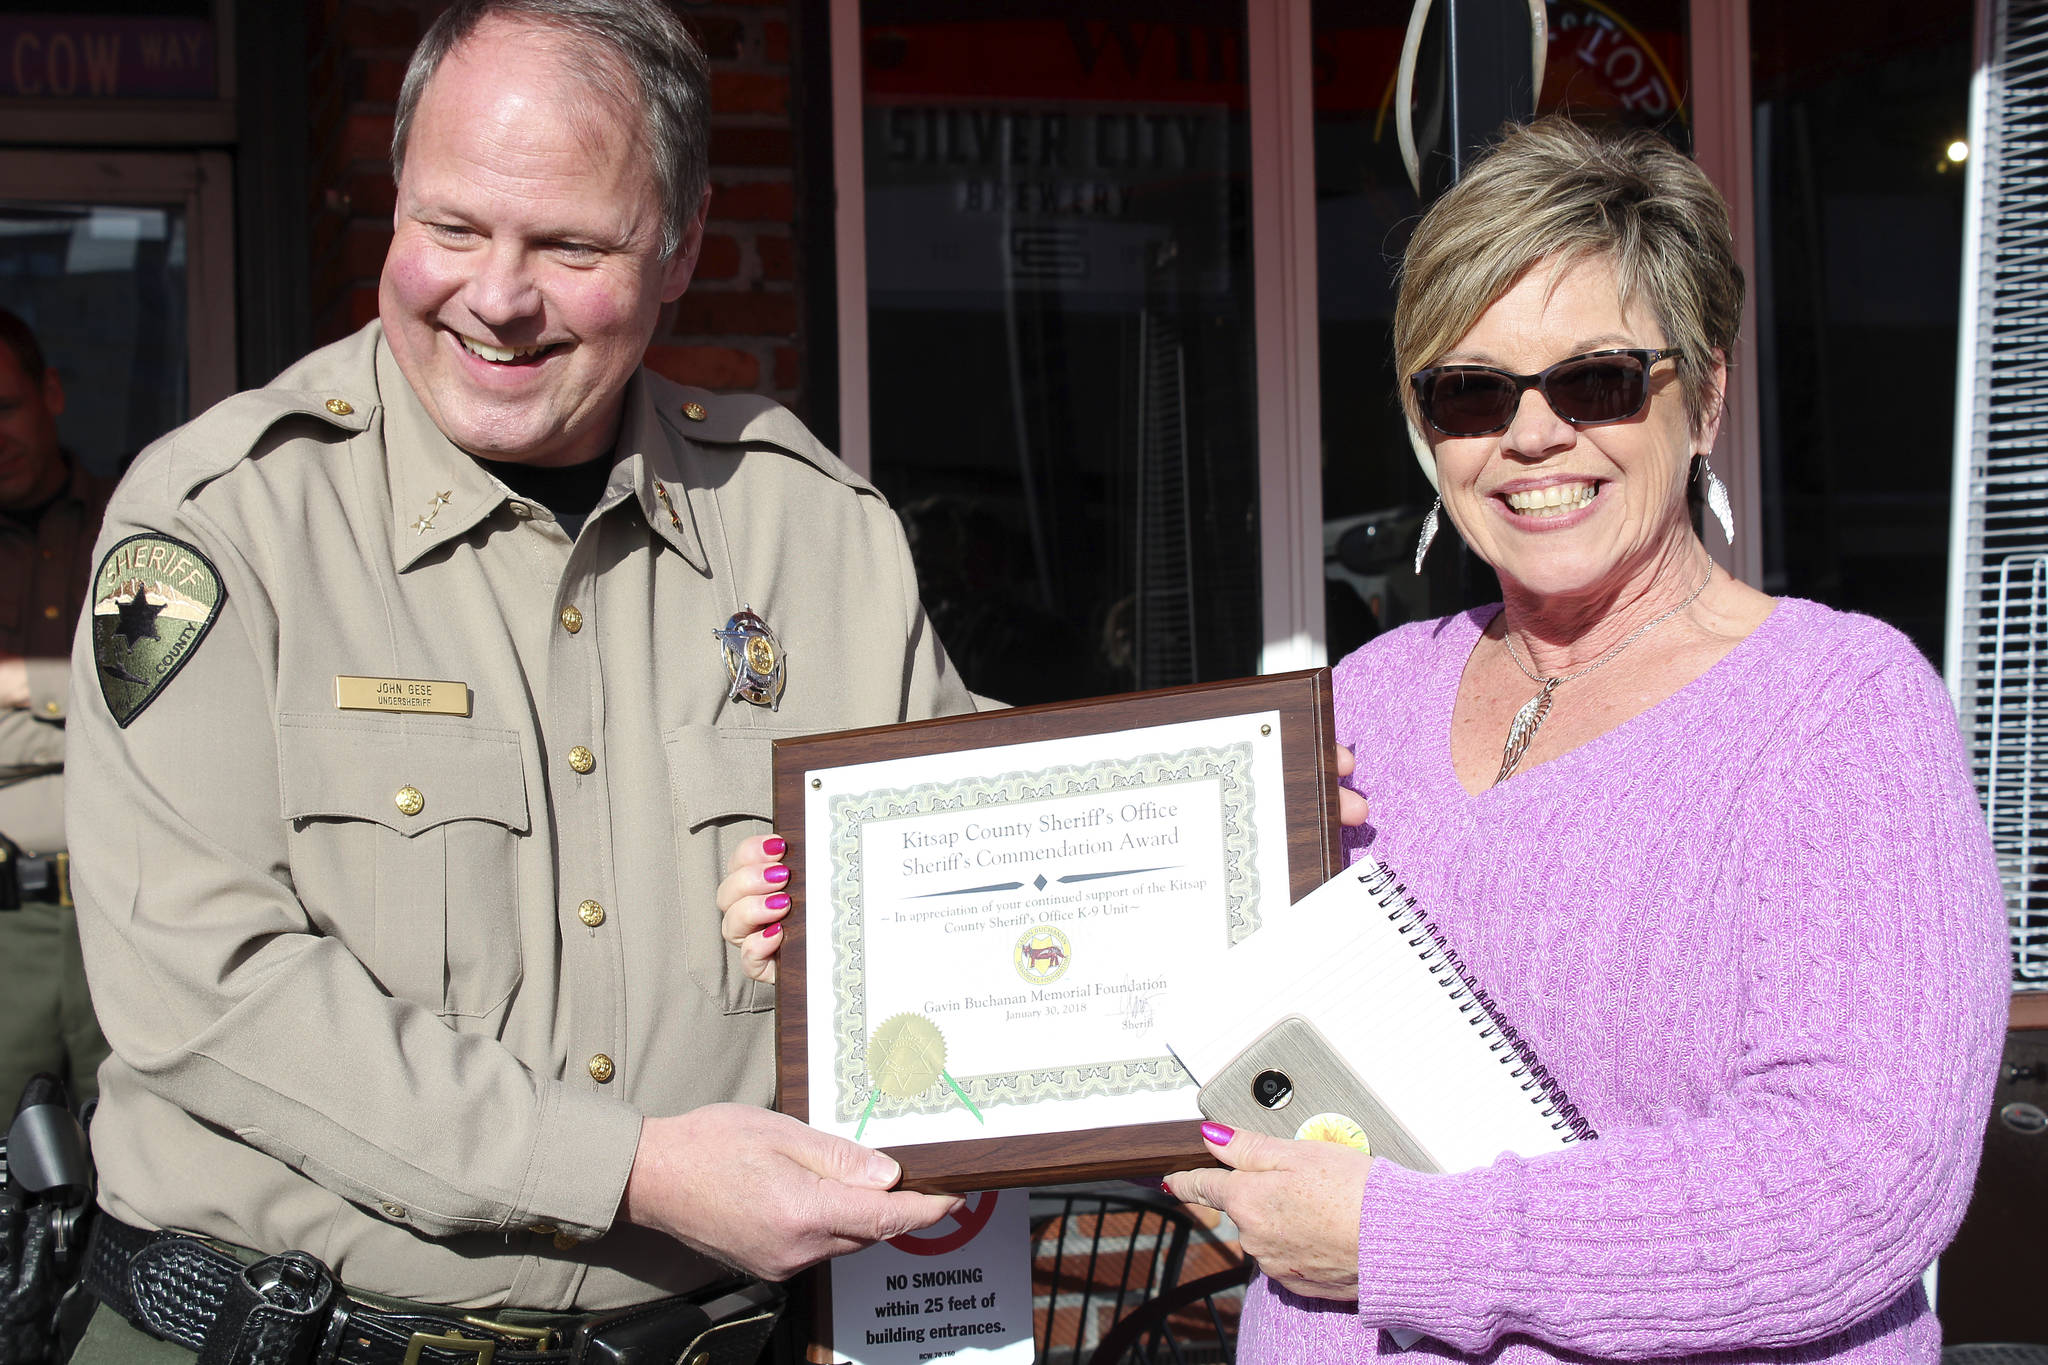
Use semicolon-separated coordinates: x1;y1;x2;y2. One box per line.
411;491;453;536
654;482;683;531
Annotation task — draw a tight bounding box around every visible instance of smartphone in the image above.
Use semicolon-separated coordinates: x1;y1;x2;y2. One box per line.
1197;1014;1441;1173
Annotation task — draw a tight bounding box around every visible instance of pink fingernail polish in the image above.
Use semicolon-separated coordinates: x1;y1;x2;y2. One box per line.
1201;1122;1235;1146
764;864;789;885
763;836;787;857
763;923;781;939
765;892;790;912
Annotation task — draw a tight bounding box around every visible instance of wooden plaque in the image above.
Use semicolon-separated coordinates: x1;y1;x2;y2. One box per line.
770;669;1341;1194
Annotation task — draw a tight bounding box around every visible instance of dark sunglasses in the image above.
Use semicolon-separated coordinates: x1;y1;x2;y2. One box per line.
1409;347;1680;437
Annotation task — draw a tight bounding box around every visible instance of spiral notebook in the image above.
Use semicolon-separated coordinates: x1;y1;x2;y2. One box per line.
1158;857;1596;1174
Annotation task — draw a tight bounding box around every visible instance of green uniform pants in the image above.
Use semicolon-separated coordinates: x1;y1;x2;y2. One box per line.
0;901;111;1110
65;1301;188;1365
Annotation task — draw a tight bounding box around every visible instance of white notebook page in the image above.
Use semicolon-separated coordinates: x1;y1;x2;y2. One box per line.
1159;859;1577;1174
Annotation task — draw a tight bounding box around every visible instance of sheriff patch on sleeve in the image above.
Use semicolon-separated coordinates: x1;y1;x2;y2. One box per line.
91;533;226;728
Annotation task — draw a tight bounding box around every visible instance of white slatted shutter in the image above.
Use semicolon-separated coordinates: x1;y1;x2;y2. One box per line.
1948;0;2048;988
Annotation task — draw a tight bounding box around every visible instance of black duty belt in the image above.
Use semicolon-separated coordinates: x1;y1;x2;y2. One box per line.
83;1215;782;1365
0;850;70;909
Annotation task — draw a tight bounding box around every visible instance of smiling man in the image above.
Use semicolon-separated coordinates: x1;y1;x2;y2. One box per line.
64;4;973;1364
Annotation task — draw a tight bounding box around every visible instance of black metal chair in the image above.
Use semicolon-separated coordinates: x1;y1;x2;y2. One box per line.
1083;1261;1255;1365
1028;1185;1245;1365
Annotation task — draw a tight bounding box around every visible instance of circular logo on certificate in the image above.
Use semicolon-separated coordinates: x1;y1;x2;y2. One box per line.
1014;925;1072;984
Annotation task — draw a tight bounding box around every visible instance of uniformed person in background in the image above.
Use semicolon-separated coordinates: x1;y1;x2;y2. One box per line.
0;306;114;1114
63;2;973;1362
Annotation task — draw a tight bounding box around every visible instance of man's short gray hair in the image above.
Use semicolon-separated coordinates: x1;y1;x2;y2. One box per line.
390;0;710;259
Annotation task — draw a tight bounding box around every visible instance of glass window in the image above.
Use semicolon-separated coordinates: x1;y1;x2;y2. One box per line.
860;3;1260;704
1751;2;1970;662
0;202;190;475
1313;0;1688;662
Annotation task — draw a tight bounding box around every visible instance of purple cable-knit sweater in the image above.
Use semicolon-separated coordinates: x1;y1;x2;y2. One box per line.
1239;598;2010;1364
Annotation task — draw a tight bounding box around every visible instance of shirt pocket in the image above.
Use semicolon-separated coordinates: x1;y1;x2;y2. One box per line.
664;721;811;1016
278;715;530;1024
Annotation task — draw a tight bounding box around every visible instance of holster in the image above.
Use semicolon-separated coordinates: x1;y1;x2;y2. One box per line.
573;1282;781;1365
196;1254;336;1365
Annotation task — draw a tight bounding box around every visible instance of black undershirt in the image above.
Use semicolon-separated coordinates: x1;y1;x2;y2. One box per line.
473;453;615;541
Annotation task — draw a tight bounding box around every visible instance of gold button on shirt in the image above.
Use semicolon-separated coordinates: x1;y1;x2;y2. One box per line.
578;900;606;928
64;322;976;1312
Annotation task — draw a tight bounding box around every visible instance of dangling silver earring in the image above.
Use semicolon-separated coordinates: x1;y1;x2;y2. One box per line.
1697;456;1734;545
1413;497;1442;574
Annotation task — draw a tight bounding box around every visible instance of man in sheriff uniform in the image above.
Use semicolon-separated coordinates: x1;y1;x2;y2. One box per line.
0;306;115;1115
63;3;972;1362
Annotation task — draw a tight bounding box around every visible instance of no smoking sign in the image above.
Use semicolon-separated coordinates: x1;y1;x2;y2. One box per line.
886;1190;1000;1255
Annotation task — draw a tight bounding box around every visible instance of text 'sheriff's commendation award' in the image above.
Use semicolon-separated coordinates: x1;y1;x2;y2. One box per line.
771;670;1341;1194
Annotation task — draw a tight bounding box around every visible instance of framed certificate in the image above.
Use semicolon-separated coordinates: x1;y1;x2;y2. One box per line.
771;670;1340;1193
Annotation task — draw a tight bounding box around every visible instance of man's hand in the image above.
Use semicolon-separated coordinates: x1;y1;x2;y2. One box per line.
0;654;28;710
619;1104;962;1281
1165;1123;1370;1303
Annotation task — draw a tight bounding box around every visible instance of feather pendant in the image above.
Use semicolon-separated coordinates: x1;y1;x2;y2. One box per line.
1495;678;1558;786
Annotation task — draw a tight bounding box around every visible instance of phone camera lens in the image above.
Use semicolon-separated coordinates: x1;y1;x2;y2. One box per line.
1252;1069;1292;1110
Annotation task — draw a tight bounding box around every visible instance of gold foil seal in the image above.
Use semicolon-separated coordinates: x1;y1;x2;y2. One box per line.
868;1013;946;1100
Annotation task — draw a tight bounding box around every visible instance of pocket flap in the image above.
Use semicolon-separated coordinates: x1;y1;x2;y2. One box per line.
279;715;529;836
665;722;814;830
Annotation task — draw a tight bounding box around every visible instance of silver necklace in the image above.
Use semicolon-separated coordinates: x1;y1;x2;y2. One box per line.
1494;558;1715;785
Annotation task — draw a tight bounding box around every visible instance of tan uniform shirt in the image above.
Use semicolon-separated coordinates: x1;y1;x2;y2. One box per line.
1;457;116;854
66;323;974;1310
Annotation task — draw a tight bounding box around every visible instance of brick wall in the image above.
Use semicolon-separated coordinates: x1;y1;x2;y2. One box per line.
305;0;807;412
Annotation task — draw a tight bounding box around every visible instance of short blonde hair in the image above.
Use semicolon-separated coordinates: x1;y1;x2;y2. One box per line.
1394;117;1744;442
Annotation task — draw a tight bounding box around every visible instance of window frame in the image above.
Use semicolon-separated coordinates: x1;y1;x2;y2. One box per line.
826;0;1758;673
0;148;240;422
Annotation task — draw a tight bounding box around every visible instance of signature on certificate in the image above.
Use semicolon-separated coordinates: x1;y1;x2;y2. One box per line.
1118;993;1157;1032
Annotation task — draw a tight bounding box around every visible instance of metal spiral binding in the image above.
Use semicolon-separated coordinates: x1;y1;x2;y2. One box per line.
1352;861;1598;1143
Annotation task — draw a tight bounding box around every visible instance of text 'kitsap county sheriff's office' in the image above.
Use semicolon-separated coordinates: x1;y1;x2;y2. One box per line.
900;801;1184;875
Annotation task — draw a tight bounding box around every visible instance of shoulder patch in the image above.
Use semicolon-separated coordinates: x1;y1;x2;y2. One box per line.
90;534;226;729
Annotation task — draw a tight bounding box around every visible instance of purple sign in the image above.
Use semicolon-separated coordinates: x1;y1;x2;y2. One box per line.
0;16;215;100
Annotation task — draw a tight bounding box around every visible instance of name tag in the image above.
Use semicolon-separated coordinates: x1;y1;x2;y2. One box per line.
334;675;471;716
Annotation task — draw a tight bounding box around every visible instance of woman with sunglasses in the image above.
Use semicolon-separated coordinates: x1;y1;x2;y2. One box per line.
1165;116;2007;1363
